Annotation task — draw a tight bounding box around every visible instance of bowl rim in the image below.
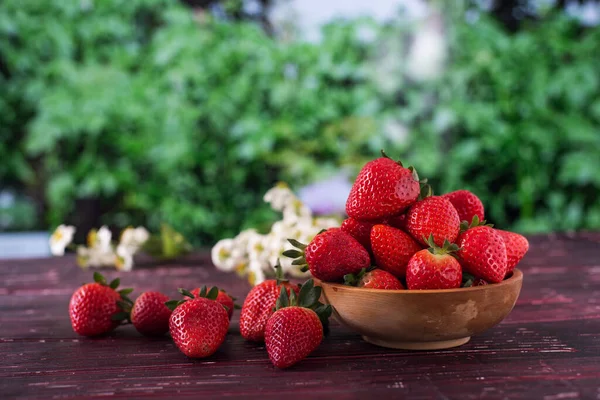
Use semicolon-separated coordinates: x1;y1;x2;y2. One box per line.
316;268;523;294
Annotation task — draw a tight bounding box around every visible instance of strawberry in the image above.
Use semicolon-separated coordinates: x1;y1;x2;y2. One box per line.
495;229;529;273
406;236;462;290
167;287;230;358
239;263;299;342
346;151;420;220
191;287;236;320
264;279;332;369
344;268;404;290
370;224;422;278
130;291;172;336
406;195;461;247
386;212;408;231
456;218;507;283
69;272;133;337
284;228;370;282
340;217;377;254
442;190;485;224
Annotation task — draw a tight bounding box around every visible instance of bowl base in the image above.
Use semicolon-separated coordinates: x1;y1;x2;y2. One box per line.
362;336;471;350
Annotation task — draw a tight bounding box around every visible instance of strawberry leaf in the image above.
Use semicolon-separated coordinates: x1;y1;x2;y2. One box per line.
93;272;107;285
165;299;183;311
206;286;219;300
109;278;120;290
111;311;130;322
287;238;307;250
178;288;195;299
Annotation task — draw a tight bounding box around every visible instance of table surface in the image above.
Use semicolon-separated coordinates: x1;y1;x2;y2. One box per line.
1;233;600;399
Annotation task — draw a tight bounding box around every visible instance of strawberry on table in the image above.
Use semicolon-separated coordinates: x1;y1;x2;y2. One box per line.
344;268;404;290
239;262;299;342
346;150;421;221
69;272;133;337
442;190;485;224
167;287;230;358
370;224;422;278
130;291;172;336
406;194;461;247
284;228;370;282
191;287;237;320
456;216;508;283
406;235;463;290
265;279;332;369
495;229;529;273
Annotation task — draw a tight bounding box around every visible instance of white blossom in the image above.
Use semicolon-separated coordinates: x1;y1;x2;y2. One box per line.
211;238;237;271
263;183;297;211
115;244;134;272
49;225;76;256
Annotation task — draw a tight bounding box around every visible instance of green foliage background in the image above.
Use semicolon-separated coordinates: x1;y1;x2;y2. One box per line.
1;0;599;244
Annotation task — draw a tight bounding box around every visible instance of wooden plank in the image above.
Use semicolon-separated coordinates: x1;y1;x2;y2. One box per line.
1;234;599;399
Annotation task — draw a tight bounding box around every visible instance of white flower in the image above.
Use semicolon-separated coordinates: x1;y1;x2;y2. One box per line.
119;226;149;255
49;225;76;256
282;199;312;225
247;260;266;286
115;244;134;272
263;183;297;211
211;238;237;271
87;225;112;253
76;244;116;269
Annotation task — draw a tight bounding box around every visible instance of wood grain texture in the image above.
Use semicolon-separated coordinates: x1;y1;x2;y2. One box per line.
1;233;600;399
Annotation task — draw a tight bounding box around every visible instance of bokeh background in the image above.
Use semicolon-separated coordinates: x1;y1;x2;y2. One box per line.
1;0;600;253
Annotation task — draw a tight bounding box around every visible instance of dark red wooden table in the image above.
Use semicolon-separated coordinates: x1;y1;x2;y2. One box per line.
1;233;600;399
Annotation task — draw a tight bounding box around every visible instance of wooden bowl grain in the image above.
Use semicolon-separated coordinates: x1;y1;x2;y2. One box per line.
316;269;523;350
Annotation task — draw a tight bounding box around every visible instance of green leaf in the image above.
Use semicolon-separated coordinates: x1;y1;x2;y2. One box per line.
206;286;219;300
289;288;298;306
178;288;195;299
165;300;182;311
109;278;120;290
93;272;106;285
119;288;134;296
111;312;129;322
275;286;289;310
282;249;303;258
287;238;307;250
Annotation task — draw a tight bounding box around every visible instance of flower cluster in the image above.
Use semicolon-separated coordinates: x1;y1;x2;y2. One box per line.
211;183;339;286
49;225;149;271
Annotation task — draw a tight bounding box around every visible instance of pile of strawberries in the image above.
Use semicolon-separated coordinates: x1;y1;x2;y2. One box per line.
69;267;331;369
286;151;529;290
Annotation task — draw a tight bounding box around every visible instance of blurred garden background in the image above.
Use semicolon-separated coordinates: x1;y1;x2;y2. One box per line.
1;0;600;256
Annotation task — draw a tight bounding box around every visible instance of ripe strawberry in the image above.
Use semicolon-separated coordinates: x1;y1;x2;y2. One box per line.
344;268;404;290
240;263;299;342
346;151;420;220
168;287;230;358
386;212;408;231
495;229;529;273
69;272;132;337
456;221;507;283
130;291;172;336
442;190;485;224
191;287;236;320
340;217;377;254
284;228;370;282
370;224;422;278
406;236;462;290
406;195;460;247
265;279;332;369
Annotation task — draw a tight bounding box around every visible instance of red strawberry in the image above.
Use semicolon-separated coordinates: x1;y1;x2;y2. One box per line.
386;212;408;231
406;237;462;290
442;190;485;224
495;229;529;272
285;228;370;282
191;287;235;320
69;273;132;337
168;287;230;358
346;151;420;220
457;225;507;283
370;224;422;278
131;291;172;336
341;217;377;253
240;263;299;342
406;196;460;247
264;280;331;369
344;268;404;290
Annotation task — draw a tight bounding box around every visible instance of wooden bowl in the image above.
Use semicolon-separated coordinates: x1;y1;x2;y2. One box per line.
316;269;523;350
